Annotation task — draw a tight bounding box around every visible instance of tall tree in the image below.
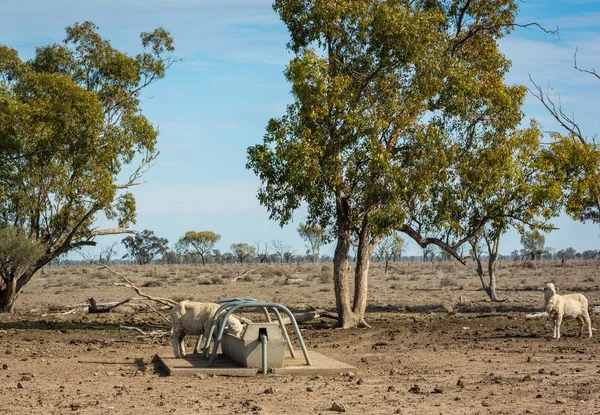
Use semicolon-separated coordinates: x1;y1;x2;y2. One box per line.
298;223;326;263
122;229;169;265
248;0;540;327
230;243;256;263
0;227;45;311
530;52;600;224
0;22;174;312
520;230;546;261
177;230;221;265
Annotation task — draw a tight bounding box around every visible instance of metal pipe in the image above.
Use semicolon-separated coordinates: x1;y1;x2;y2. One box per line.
260;334;268;375
208;302;312;366
273;308;297;359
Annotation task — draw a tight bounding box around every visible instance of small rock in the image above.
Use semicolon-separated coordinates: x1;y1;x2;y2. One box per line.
522;374;532;381
356;378;363;385
408;384;421;394
456;379;465;388
536;394;542;399
263;387;276;394
2;364;8;370
538;369;546;374
390;368;400;375
432;386;443;394
306;386;313;392
70;403;81;411
17;382;24;389
330;402;347;412
20;375;32;382
555;398;566;404
481;401;491;407
387;386;396;392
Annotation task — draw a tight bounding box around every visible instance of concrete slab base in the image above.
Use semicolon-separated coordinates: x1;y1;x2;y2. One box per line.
156;351;356;377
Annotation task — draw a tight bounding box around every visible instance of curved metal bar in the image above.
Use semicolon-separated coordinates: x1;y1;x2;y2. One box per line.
272;308;297;359
208;302;312;366
202;299;251;358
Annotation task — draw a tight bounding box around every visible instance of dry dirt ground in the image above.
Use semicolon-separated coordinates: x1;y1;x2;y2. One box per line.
2;260;600;414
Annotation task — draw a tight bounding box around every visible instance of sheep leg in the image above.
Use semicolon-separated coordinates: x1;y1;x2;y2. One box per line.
178;333;187;357
577;316;584;337
172;329;182;358
193;334;204;354
584;310;593;338
554;314;563;339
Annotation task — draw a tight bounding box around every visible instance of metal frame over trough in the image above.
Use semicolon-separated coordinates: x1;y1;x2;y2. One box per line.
156;298;356;377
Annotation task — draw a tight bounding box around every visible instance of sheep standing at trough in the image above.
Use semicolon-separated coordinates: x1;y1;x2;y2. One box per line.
171;301;245;358
543;282;592;339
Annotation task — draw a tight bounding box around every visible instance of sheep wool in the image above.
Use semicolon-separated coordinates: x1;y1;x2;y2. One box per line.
543;282;592;340
171;301;244;358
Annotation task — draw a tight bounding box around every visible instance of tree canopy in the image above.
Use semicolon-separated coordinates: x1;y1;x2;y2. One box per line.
0;21;174;311
177;230;221;265
122;229;169;265
247;0;551;327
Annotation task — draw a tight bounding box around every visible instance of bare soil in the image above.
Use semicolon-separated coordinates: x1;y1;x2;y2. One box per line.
1;260;600;414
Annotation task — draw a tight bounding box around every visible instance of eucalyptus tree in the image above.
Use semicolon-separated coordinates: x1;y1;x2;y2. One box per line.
530;53;600;224
298;223;326;263
0;22;174;311
122;230;169;265
248;0;544;327
0;227;45;311
177;231;221;265
230;243;257;263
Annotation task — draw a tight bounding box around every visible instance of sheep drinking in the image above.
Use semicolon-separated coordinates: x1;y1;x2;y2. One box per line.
171;301;244;358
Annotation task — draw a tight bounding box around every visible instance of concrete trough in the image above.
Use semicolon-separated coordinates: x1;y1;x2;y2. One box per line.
156;350;356;377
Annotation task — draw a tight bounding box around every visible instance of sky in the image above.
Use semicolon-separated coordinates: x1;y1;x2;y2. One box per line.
0;0;599;259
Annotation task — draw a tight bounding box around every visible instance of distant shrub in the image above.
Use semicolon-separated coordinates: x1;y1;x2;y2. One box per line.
439;276;457;287
522;261;536;269
142;280;163;288
319;268;332;284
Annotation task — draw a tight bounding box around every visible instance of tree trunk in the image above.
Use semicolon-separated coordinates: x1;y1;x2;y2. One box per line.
332;197;358;328
0;276;19;313
471;238;500;302
352;218;379;328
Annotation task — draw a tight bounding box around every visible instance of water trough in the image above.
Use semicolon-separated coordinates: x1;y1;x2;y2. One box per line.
156;298;356;376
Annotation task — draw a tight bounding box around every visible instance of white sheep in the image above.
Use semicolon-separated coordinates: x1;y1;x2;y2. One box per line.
171;301;244;358
543;282;592;339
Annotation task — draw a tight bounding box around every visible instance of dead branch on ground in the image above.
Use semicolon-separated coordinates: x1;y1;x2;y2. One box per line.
102;265;179;307
87;297;132;313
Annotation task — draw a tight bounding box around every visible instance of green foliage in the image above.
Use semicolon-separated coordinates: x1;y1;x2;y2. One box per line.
177;231;221;265
542;136;600;223
248;0;544;249
520;230;546;261
297;223;326;263
0;227;45;282
230;243;256;263
0;21;174;310
121;229;169;265
247;0;555;324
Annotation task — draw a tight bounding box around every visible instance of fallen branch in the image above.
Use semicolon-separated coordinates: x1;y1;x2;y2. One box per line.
232;268;255;282
280;309;339;325
88;297;132;313
41;308;78;317
120;325;170;337
144;302;172;325
525;312;548;319
102;265;178;307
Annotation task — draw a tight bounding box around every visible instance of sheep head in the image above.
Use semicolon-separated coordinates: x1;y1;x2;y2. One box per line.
543;282;557;302
226;316;244;337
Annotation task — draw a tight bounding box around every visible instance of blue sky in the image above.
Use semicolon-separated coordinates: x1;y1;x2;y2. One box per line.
1;0;599;258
